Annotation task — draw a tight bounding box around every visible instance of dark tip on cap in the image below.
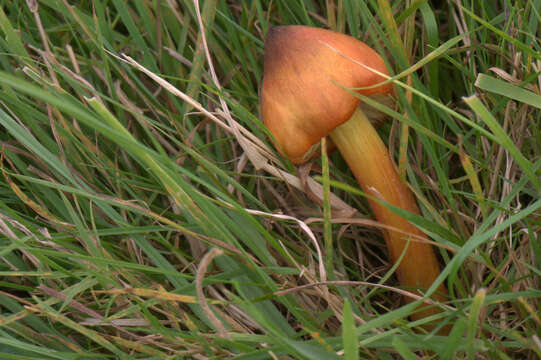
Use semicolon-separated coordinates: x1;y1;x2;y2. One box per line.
265;26;282;43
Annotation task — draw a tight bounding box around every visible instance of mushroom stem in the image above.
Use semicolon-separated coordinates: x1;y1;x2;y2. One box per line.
329;106;447;320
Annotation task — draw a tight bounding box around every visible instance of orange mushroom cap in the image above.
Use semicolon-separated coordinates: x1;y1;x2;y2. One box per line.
261;25;393;163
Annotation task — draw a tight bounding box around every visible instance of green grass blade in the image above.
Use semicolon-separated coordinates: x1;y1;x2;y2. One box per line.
475;73;541;109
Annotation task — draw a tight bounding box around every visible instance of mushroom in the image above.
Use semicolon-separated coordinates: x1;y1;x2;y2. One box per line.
261;25;447;322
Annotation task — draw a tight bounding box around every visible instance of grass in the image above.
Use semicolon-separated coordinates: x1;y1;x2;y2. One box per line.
0;0;540;358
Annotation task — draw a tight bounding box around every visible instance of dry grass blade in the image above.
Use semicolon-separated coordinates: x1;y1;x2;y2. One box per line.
117;53;357;215
195;248;229;339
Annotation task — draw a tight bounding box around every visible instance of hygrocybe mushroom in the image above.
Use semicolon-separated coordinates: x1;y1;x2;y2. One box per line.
261;25;446;322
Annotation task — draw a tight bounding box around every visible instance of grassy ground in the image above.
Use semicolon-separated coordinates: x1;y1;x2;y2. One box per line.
0;0;540;359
